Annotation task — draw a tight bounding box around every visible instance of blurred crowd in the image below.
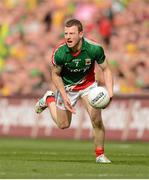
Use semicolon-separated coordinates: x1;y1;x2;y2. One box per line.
0;0;149;96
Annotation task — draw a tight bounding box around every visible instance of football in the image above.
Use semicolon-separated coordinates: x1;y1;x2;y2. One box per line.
88;86;110;108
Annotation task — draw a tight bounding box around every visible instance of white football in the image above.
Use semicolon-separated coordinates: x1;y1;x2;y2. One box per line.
88;86;110;108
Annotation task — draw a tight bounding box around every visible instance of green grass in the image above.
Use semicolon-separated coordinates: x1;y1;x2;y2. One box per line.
0;138;149;179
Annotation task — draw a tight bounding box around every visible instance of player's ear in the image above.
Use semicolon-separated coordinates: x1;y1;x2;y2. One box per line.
79;31;83;38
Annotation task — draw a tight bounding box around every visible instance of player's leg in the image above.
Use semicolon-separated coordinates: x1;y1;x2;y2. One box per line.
81;94;111;163
35;91;72;129
81;95;105;147
47;100;72;129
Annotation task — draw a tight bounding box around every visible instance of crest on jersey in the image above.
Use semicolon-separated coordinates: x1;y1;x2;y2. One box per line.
85;58;91;65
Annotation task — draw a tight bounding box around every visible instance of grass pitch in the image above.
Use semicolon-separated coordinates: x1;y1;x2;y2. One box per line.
0;137;149;179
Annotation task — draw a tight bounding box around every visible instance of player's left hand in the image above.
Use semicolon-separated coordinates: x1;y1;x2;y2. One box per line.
102;97;113;109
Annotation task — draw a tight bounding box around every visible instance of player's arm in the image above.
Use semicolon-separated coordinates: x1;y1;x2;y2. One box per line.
95;62;105;86
98;59;113;98
95;46;113;98
51;65;76;113
51;65;67;98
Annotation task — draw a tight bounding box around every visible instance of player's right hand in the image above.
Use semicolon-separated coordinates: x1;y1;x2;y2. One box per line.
64;97;76;114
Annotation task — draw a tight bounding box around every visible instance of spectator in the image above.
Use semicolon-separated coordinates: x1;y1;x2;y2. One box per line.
0;0;148;96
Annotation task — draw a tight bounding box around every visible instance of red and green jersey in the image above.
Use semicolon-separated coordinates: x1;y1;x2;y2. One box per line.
51;38;105;91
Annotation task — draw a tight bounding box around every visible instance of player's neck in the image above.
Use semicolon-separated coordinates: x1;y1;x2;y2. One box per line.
71;38;82;53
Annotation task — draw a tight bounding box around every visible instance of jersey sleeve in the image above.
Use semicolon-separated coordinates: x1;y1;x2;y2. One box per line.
95;46;106;64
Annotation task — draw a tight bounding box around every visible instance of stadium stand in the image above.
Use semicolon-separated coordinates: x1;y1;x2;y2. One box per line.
0;0;148;96
0;0;149;141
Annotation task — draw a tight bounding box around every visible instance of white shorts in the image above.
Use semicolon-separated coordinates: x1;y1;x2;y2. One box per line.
56;82;98;110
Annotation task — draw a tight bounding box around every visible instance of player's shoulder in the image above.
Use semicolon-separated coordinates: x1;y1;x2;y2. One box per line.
51;40;67;65
84;38;104;52
53;40;67;56
84;38;103;53
84;38;102;48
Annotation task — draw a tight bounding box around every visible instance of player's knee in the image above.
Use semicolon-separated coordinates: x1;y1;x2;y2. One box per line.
58;124;70;129
57;120;70;129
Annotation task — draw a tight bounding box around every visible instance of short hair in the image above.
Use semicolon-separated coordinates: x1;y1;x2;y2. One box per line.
65;19;83;32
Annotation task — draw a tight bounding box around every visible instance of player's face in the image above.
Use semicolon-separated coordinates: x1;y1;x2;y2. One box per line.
64;26;83;48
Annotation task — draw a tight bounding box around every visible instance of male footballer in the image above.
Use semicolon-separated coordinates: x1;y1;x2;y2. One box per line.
35;19;113;163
